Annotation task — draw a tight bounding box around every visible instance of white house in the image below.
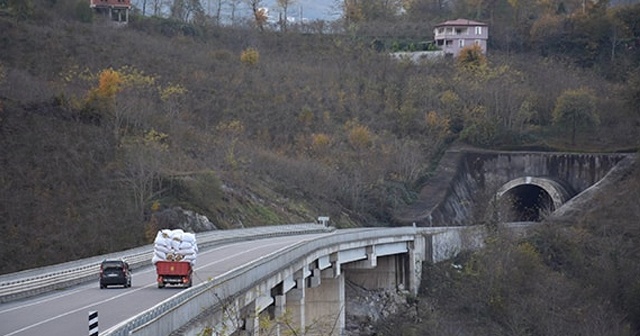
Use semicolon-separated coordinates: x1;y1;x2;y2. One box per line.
433;19;488;57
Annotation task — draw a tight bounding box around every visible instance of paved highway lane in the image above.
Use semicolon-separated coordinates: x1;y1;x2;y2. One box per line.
0;232;333;336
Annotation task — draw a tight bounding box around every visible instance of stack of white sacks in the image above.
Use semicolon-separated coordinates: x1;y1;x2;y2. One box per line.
152;229;198;265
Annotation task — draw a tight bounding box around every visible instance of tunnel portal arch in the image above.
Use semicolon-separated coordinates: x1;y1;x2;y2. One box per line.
496;176;573;222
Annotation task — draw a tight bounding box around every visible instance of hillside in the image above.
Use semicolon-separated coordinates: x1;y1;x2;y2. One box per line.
0;0;638;277
373;154;640;335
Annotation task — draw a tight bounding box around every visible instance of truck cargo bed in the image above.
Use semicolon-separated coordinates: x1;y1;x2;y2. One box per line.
155;261;192;288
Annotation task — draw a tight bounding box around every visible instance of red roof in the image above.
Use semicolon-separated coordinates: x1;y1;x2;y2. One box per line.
90;0;131;8
435;19;487;27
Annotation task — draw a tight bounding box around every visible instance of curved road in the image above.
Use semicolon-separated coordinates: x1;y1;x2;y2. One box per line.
0;232;333;336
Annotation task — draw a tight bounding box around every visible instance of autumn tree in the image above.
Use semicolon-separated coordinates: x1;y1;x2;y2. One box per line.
85;66;156;143
216;120;246;171
245;0;267;31
552;87;599;145
159;83;188;118
456;44;488;70
240;47;260;65
439;89;464;134
86;68;124;140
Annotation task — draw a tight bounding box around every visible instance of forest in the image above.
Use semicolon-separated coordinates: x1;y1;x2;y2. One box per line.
0;0;639;333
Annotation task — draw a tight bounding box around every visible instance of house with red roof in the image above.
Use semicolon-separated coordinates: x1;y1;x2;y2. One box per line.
433;19;488;57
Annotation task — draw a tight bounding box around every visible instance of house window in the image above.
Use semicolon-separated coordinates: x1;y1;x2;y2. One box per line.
475;26;482;35
459;40;465;47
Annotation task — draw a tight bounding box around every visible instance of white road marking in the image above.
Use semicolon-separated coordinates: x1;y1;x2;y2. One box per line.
2;235;322;335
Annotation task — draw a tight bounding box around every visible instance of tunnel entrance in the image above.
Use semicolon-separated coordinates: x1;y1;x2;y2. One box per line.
499;184;554;222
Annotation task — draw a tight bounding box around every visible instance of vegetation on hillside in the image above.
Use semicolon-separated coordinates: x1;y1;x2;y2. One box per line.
0;0;638;283
375;159;640;335
0;0;639;334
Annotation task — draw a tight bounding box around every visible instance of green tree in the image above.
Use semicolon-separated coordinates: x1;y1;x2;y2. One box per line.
5;0;33;21
552;87;599;145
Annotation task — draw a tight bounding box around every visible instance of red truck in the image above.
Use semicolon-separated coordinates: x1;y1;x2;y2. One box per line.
155;261;193;288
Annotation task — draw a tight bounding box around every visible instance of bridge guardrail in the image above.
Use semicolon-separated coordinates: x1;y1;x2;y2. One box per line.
0;224;334;303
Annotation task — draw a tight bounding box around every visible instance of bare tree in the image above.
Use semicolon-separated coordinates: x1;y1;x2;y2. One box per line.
170;0;205;22
276;0;295;32
117;135;170;222
228;0;242;25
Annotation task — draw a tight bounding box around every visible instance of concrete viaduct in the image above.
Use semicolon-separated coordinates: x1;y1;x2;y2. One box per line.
105;226;484;336
102;149;635;336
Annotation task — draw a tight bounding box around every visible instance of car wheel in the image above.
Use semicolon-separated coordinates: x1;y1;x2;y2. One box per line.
100;284;106;289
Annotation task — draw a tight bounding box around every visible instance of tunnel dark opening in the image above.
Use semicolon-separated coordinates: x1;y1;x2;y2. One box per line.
504;185;554;222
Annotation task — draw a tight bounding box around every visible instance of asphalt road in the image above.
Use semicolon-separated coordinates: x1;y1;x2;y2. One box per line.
0;233;331;336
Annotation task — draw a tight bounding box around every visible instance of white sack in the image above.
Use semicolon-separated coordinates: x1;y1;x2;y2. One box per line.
152;255;163;265
182;233;196;243
178;241;195;249
154;250;167;260
154;244;171;254
170;229;184;240
177;247;196;256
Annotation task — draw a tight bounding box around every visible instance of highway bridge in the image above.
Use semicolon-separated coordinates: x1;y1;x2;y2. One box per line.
1;151;635;336
0;223;484;336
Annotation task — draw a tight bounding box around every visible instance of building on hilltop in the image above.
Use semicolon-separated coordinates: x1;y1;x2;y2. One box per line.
433;19;488;58
90;0;131;23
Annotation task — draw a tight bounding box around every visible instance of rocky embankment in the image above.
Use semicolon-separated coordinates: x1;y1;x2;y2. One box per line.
345;280;418;336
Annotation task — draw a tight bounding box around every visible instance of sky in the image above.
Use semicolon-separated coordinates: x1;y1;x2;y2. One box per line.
251;0;339;22
131;0;340;22
277;0;338;21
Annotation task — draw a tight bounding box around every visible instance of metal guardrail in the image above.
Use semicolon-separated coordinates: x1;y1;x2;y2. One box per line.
0;251;152;304
0;224;334;304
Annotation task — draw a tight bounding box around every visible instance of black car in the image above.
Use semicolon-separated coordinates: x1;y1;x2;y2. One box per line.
99;259;132;289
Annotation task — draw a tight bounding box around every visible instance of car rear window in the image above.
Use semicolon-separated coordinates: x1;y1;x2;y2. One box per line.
102;261;124;269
